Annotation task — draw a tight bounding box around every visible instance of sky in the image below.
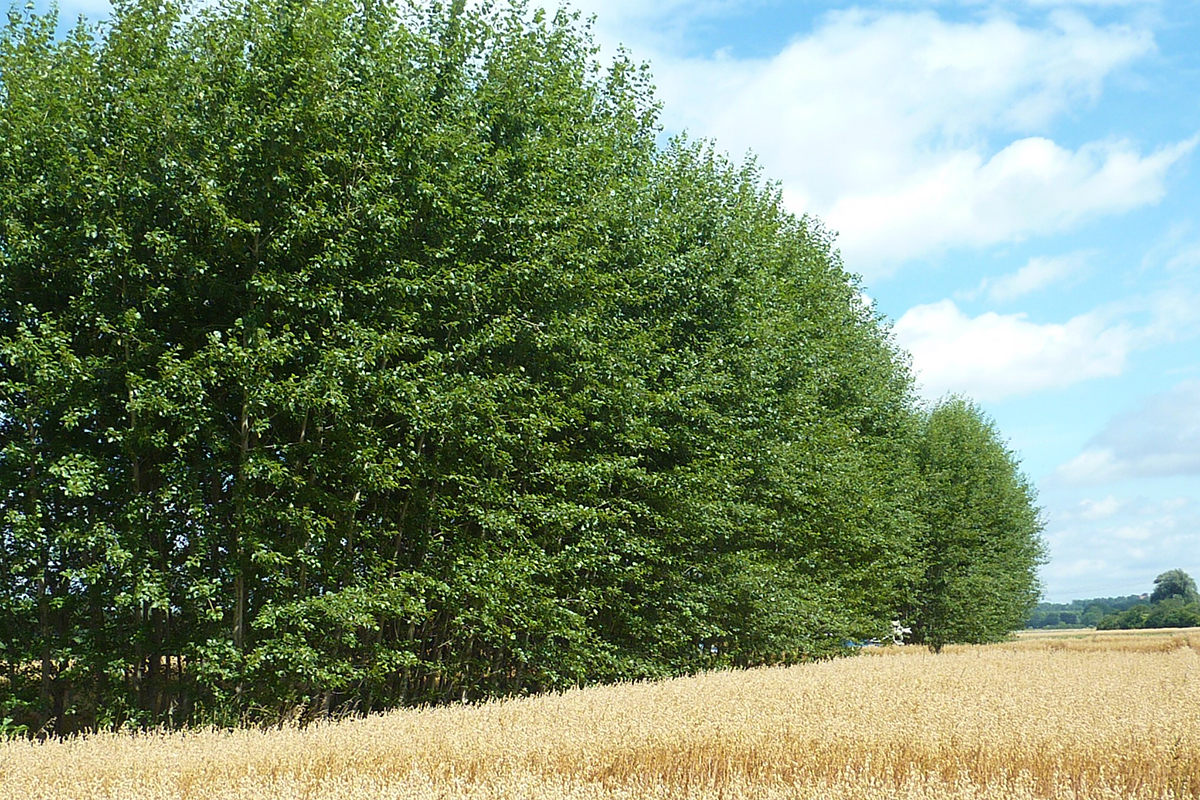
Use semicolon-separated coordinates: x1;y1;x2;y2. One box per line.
31;0;1200;603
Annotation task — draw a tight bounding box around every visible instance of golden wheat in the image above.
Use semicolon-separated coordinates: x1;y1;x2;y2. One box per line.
2;629;1197;799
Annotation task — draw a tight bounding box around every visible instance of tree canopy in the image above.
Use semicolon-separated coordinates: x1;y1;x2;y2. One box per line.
1150;569;1199;605
1;0;1044;734
905;398;1045;652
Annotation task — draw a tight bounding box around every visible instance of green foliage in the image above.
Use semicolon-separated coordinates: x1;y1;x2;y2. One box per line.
0;715;29;739
1096;604;1149;630
1095;570;1200;630
0;0;1045;733
1025;595;1146;629
905;398;1046;652
1144;598;1200;629
1150;569;1199;605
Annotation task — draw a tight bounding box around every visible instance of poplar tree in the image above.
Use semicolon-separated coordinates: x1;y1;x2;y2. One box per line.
1;0;1043;732
907;398;1045;652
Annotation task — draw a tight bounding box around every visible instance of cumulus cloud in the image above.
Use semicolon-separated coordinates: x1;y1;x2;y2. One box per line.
632;8;1191;276
1057;379;1200;484
825;137;1194;269
893;285;1200;402
892;300;1134;401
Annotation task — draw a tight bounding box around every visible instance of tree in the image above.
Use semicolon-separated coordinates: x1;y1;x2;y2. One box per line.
1096;605;1150;630
1081;604;1106;627
1150;569;1199;605
1144;598;1200;629
0;0;1023;733
907;398;1046;652
2;0;680;730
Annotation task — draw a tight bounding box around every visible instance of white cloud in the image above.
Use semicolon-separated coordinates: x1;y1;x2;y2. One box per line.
1079;495;1124;520
1039;493;1200;601
964;251;1093;303
574;5;1193;276
1057;379;1200;483
1057;449;1125;484
1136;220;1200;277
894;286;1200;403
892;299;1133;401
825;137;1194;270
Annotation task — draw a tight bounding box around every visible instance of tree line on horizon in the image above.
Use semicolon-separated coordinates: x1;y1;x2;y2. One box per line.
1094;569;1200;630
1026;569;1200;630
1026;595;1148;629
0;0;1045;734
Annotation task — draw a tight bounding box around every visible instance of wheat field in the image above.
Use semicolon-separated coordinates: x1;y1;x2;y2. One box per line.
2;629;1198;800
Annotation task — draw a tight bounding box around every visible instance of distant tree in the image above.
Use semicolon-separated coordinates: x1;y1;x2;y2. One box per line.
1081;604;1106;627
1144;598;1200;629
1025;595;1154;630
907;398;1046;652
1150;569;1199;605
1090;574;1200;630
1097;599;1200;630
1096;604;1150;630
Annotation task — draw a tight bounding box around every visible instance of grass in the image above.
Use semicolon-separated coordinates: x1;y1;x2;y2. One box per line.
1;629;1198;799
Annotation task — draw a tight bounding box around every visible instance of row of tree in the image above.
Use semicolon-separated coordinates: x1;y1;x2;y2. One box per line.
0;0;1045;734
1095;570;1200;630
1025;595;1147;629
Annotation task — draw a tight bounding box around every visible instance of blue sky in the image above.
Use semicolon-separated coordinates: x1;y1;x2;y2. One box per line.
32;0;1200;603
